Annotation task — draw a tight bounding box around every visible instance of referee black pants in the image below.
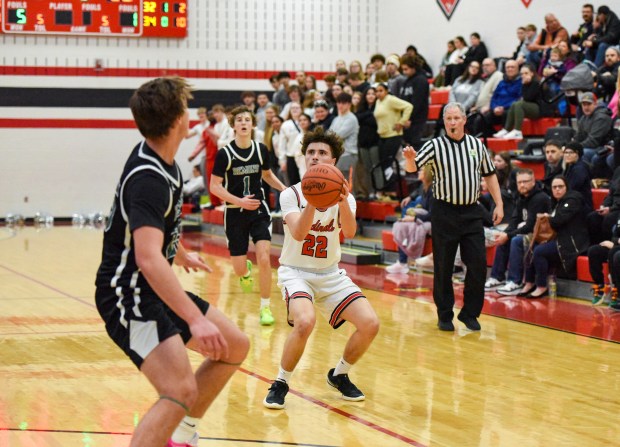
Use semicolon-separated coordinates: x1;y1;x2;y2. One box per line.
430;199;486;322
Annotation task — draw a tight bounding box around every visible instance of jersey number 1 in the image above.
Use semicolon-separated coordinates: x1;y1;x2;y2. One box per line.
301;234;328;258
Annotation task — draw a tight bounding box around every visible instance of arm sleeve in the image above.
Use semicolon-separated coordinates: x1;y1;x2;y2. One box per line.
211;148;230;178
280;186;301;220
124;173;169;233
415;140;435;168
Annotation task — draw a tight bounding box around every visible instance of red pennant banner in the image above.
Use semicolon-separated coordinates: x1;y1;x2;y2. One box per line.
436;0;461;20
521;0;533;7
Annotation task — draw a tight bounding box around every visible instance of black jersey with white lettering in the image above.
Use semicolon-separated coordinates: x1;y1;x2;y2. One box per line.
212;140;270;205
95;141;183;294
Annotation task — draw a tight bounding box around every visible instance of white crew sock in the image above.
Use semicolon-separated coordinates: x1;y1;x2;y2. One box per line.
333;357;352;376
260;297;271;309
171;416;200;444
276;366;293;383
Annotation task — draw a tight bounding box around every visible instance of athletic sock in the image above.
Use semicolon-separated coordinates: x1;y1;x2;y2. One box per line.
333;357;352;376
276;366;293;383
260;297;271;309
171;416;200;444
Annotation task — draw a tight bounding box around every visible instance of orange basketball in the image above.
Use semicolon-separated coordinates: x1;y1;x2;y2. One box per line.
301;163;345;208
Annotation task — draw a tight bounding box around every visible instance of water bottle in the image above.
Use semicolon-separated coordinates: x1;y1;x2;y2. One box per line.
548;275;557;299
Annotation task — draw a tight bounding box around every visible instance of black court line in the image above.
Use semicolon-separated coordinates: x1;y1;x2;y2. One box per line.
0;428;338;446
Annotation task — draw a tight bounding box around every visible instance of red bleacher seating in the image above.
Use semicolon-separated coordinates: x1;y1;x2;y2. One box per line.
576;256;609;283
382;230;398;252
428;104;442;120
521;118;562;136
592;188;609;211
512;159;545;180
181;203;194;217
211;209;224;225
486;246;496;267
367;202;398;221
430;90;449;105
485;138;519;152
381;230;433;255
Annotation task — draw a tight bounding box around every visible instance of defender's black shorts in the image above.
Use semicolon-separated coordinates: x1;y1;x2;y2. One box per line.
224;205;272;256
95;289;210;369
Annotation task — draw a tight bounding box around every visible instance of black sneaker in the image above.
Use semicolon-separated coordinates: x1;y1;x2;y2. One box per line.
263;380;288;409
437;320;455;331
457;314;481;331
327;369;365;401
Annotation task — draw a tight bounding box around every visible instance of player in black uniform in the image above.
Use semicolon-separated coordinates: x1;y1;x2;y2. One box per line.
95;77;249;447
210;106;287;326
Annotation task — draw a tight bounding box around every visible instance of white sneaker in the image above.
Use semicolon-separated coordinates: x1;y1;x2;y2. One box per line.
386;262;409;274
493;129;509;138
415;254;434;268
497;281;522;295
504;129;523;139
484;277;503;290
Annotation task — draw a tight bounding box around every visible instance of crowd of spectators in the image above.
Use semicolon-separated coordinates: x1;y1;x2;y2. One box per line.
183;5;620;306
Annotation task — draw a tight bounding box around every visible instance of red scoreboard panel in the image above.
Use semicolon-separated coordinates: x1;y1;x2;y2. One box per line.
0;1;187;37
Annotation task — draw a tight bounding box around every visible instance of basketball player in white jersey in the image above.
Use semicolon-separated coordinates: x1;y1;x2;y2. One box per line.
263;127;380;409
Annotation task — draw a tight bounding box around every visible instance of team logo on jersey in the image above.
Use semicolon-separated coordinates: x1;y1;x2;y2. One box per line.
436;0;460;20
469;148;477;158
310;219;336;233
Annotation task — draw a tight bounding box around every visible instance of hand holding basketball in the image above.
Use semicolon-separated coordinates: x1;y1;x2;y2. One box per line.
301;163;345;208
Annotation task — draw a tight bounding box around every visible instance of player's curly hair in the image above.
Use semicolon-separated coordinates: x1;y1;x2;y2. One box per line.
301;126;344;162
130;76;193;139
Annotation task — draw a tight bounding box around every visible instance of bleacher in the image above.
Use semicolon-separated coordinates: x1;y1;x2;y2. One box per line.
180;83;607;303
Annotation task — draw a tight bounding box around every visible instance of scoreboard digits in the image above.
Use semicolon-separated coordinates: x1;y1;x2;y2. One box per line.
0;0;188;37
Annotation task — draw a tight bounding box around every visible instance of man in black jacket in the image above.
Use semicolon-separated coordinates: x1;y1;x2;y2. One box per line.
484;169;551;295
542;140;565;195
398;55;429;148
583;5;620;66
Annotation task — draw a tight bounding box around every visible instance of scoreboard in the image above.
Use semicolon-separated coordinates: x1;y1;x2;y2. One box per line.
0;1;187;37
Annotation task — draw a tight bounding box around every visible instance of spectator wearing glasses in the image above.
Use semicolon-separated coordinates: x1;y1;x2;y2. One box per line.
485;169;551;295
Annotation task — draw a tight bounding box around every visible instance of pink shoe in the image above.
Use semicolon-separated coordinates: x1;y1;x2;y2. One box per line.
167;432;199;447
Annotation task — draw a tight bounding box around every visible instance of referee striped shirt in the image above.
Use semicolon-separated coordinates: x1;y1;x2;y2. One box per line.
415;134;495;205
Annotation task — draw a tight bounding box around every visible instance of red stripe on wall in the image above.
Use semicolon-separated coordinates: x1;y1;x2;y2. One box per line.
0;66;330;80
0;119;136;129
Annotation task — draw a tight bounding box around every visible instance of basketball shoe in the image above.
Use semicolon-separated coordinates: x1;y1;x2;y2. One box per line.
166;432;199;447
263;380;289;409
240;260;253;293
259;307;275;326
327;369;365;401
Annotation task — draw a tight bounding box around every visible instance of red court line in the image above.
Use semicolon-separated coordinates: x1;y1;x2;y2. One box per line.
0;66;331;79
0;263;96;308
0;118;136;129
241;368;427;447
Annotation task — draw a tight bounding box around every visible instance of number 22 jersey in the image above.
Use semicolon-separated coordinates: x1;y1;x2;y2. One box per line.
279;183;356;270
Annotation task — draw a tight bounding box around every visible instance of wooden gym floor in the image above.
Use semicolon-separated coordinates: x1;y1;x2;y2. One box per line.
1;226;619;447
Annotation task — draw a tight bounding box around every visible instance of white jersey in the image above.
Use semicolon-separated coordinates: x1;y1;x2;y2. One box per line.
279;183;356;270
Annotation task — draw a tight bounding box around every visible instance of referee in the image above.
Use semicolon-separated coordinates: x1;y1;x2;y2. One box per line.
403;102;503;331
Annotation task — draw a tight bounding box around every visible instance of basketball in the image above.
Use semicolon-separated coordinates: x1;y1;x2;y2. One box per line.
301;164;345;208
